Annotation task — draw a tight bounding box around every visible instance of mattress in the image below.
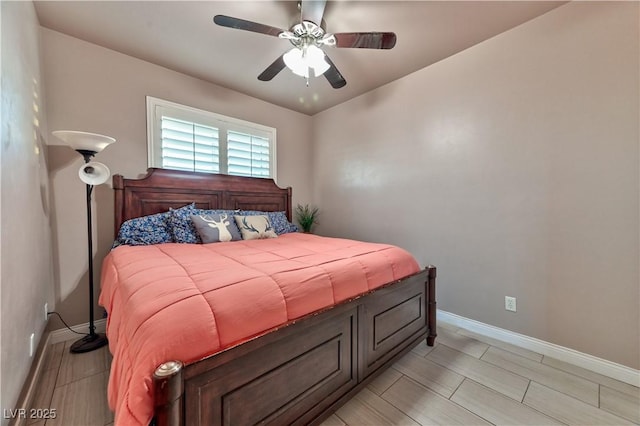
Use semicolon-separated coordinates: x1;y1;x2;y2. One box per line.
99;232;420;425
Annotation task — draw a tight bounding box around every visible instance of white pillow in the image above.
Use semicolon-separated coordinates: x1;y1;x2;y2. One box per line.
234;215;278;240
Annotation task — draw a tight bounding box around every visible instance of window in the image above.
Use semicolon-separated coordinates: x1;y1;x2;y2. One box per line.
147;96;276;178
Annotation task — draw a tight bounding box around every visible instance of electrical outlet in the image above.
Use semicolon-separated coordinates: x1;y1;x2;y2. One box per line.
44;303;49;322
29;333;35;357
505;296;517;312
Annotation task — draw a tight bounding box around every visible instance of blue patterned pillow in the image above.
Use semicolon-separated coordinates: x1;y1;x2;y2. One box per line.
171;206;237;243
239;211;298;235
116;210;174;246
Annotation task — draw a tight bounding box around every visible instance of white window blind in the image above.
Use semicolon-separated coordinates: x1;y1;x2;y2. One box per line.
147;96;276;178
227;131;270;177
161;116;219;173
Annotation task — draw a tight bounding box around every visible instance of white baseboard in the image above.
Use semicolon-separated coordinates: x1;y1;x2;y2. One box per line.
50;318;107;344
437;310;640;387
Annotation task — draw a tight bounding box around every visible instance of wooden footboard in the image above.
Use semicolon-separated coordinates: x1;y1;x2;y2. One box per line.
152;266;436;426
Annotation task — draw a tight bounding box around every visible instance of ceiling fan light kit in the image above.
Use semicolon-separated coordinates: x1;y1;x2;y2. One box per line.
213;0;396;88
283;45;330;79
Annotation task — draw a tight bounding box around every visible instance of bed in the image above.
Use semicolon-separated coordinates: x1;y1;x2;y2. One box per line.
102;168;437;426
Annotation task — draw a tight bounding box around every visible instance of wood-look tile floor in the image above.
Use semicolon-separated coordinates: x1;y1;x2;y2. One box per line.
29;325;639;425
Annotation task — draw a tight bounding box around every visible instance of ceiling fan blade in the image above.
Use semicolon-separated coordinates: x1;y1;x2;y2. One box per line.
323;54;346;89
333;32;397;49
258;55;287;81
300;0;327;26
213;15;284;37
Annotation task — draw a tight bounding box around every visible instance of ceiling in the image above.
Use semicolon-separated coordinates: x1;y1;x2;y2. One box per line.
34;1;565;115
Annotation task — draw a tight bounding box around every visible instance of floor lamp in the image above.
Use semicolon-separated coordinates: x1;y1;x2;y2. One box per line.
53;130;115;353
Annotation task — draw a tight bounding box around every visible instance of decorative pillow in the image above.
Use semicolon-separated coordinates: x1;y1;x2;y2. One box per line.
234;215;278;240
115;204;189;246
191;213;242;243
239;210;298;235
171;206;236;243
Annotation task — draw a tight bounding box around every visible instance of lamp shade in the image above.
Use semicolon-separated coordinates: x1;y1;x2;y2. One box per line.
52;130;115;153
283;45;330;78
283;48;309;78
78;161;110;185
306;45;330;76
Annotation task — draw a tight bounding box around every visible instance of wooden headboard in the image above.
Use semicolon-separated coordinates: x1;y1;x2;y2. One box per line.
113;168;292;235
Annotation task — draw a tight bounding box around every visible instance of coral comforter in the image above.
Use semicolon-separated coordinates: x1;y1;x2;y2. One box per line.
99;233;420;425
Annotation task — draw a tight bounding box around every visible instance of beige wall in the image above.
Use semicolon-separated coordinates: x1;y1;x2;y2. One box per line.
41;29;313;328
312;2;639;369
0;1;54;418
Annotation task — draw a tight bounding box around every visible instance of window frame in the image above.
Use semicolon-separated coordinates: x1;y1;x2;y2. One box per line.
146;96;277;178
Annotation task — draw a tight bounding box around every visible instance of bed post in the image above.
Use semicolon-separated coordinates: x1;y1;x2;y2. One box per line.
113;174;124;239
153;361;184;426
286;186;293;222
426;266;437;346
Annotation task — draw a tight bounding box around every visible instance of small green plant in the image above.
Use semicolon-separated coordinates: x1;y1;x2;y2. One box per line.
295;204;319;233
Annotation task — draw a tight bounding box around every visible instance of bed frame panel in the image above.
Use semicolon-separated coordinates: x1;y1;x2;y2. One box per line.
184;305;359;425
111;168;436;426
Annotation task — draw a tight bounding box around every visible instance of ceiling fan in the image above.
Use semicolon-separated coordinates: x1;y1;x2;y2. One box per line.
213;0;396;88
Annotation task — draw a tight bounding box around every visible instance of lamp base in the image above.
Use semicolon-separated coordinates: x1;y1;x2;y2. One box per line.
70;333;108;354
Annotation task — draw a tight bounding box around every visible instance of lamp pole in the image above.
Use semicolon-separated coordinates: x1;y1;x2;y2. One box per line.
70;153;108;353
51;131;114;353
